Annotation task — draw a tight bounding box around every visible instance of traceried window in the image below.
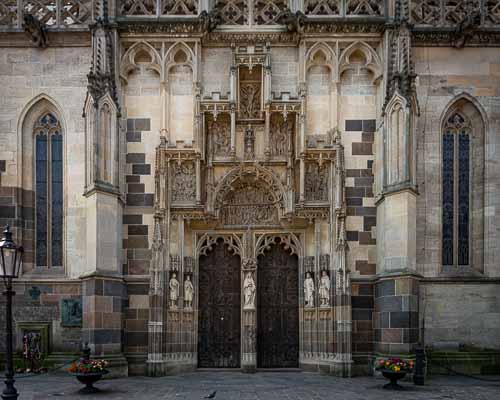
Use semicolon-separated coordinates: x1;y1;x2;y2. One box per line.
35;113;63;268
442;113;470;266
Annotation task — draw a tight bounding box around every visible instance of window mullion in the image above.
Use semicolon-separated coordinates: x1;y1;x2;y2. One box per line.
453;131;458;267
47;132;52;268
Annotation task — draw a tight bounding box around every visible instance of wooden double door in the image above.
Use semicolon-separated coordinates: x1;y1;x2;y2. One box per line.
197;241;299;368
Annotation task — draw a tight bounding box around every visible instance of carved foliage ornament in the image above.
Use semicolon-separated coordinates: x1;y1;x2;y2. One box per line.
255;233;301;257
197;233;244;257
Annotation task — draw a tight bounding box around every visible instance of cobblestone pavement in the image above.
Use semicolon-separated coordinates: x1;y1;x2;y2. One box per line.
15;371;500;400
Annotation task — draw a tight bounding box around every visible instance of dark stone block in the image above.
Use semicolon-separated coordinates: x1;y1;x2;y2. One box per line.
0;197;13;206
21;207;34;221
128;260;149;275
123;237;149;249
362;131;374;143
84;279;103;296
113;297;122;313
104;280;126;297
0;206;15;218
126;153;146;164
358;284;373;296
367;160;373;169
128;225;148;236
346;187;365;197
363;119;376;132
123;214;142;225
346;197;362;206
0;160;5;172
345;119;363;131
376;296;403;313
376;280;395;297
380;312;390;329
360;169;373;177
390;311;410;328
346;207;356;216
127;283;149;296
94;329;121;345
128;183;145;193
354;176;374;186
126;194;154;207
133;249;152;260
127;119;135;130
126;175;141;183
346;169;360;177
134;118;150;131
364;216;376;232
352;143;372;156
359;231;376;245
352;296;374;309
352;309;372;321
126;331;148;346
356;206;377;216
346;230;359;241
132;164;151;175
126;131;141;142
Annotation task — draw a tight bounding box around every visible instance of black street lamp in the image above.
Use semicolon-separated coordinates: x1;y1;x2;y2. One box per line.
0;226;23;400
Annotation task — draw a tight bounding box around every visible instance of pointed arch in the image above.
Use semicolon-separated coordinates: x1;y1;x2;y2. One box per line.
339;41;382;82
305;42;337;80
120;41;161;84
439;93;485;272
164;41;195;79
17;94;67;272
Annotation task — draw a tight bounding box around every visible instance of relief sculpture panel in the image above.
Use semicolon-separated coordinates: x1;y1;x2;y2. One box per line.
171;161;196;203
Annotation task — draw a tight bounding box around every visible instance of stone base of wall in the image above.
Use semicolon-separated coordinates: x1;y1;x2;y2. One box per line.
427;351;500;375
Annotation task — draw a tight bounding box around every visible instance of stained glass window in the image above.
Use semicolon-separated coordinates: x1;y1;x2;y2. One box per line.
35;113;63;268
442;113;470;266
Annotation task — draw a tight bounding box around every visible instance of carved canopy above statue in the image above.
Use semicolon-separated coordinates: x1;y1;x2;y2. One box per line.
213;164;286;226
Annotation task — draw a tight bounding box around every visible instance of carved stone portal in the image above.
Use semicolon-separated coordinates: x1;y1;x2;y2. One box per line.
220;180;279;226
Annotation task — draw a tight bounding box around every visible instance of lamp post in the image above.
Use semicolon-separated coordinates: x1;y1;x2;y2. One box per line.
0;226;23;400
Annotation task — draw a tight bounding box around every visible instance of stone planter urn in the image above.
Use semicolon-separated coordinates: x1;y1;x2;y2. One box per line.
72;371;108;394
381;369;407;390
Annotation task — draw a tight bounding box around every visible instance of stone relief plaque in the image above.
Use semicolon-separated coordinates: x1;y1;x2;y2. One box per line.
61;299;82;327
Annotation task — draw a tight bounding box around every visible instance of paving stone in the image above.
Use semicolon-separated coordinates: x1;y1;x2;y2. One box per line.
14;372;500;400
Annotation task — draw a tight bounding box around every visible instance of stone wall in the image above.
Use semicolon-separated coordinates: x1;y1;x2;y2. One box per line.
414;46;500;278
421;282;500;350
0;45;90;278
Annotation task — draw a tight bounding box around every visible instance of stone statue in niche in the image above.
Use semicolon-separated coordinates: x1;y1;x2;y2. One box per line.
304;272;315;308
184;275;194;309
305;162;329;201
319;270;330;307
169;273;180;308
243;272;256;310
244;125;255;159
22;332;41;372
270;117;291;157
210;119;231;157
171;162;196;202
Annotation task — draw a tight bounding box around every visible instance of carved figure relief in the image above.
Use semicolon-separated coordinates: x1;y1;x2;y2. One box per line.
305;162;329;201
304;272;315;308
209;118;231;157
319;270;330;307
220;181;279;226
270;116;291;157
240;83;261;119
244;125;255;159
184;275;194;309
243;272;256;309
171;161;196;202
169;273;180;308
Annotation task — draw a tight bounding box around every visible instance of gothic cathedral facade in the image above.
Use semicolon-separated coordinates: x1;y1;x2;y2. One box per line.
1;1;500;377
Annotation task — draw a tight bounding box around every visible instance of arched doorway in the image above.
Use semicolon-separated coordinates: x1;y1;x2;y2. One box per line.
257;242;299;368
198;239;241;368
